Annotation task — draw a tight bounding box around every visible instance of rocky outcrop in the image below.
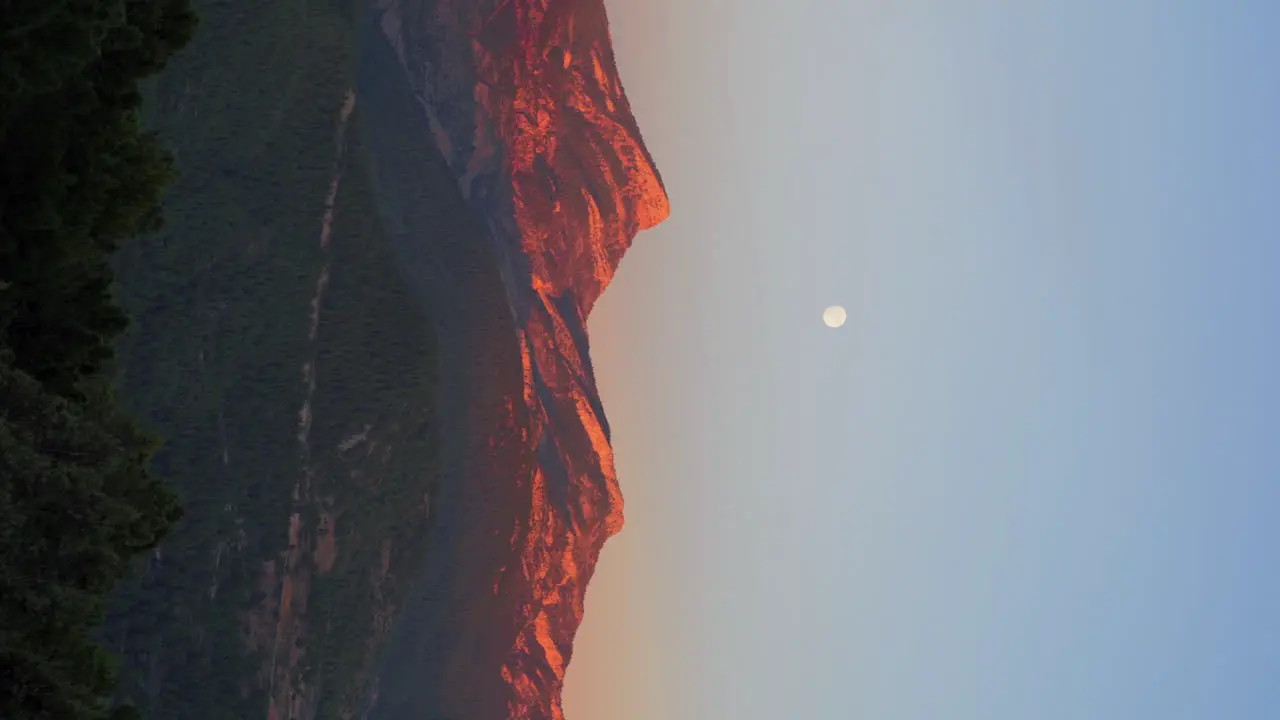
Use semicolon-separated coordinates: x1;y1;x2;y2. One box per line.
367;1;668;718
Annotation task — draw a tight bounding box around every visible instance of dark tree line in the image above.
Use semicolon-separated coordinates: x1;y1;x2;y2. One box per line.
0;2;197;718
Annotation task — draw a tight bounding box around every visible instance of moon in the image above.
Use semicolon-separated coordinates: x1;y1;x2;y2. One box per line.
823;305;847;328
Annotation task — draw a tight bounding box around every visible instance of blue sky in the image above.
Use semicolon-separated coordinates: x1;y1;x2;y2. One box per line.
571;2;1280;718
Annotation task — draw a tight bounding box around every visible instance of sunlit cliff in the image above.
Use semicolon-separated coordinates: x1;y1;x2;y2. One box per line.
368;1;668;717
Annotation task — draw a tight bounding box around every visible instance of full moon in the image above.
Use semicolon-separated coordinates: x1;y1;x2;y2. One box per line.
823;305;847;328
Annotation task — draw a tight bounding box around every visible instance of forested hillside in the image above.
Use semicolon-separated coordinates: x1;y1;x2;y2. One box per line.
2;1;445;718
99;1;447;718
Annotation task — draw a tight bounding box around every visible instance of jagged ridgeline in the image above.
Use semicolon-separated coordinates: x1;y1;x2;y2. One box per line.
98;1;449;718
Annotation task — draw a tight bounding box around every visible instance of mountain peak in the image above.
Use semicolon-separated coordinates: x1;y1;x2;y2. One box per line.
369;1;667;717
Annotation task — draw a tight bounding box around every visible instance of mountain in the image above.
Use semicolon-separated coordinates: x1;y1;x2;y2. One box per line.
100;1;664;718
359;1;669;717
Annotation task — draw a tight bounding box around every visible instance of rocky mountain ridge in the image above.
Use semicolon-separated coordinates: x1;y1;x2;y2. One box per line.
368;1;667;717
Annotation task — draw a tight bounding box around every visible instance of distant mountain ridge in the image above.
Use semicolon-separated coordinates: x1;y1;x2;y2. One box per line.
366;1;668;717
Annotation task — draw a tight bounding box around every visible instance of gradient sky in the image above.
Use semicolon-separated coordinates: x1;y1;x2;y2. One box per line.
572;2;1280;718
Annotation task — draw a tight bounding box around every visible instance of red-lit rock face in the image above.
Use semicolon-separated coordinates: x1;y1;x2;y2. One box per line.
375;1;668;718
477;0;669;313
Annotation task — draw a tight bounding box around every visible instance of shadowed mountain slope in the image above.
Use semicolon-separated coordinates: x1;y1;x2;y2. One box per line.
361;1;668;717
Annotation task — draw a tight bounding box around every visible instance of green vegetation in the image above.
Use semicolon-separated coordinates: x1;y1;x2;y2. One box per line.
0;1;196;718
4;0;446;717
97;1;445;718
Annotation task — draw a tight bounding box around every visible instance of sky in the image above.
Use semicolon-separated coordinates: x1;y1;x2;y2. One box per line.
573;2;1280;719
